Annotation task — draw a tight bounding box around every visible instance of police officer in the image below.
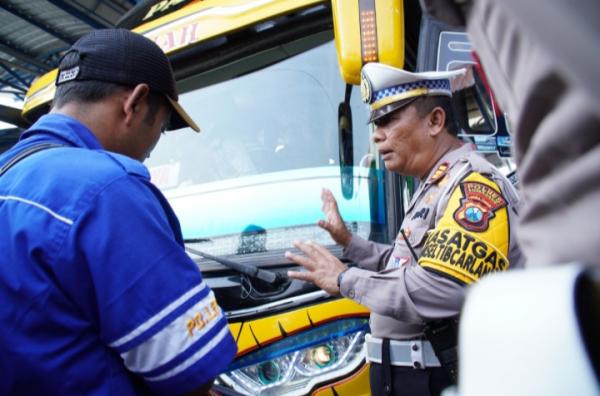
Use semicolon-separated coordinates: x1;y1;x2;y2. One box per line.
286;63;525;396
0;30;236;395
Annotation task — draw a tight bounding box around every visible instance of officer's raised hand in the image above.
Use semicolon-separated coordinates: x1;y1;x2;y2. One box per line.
318;188;352;247
285;240;348;296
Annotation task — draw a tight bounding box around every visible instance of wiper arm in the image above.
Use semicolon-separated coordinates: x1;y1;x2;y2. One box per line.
185;246;288;286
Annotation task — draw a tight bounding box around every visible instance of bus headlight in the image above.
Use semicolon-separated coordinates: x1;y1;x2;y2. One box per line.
219;318;368;395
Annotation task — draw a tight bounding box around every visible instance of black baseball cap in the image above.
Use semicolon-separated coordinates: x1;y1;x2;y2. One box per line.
55;28;200;132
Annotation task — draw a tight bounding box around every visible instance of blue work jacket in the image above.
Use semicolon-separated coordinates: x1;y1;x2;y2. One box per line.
0;113;236;395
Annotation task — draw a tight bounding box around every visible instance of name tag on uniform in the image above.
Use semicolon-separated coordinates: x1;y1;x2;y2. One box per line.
392;256;410;268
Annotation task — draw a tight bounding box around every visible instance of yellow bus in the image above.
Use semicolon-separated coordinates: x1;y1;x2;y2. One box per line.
22;1;509;395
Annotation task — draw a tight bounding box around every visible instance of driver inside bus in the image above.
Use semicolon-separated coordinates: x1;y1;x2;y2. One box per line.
285;63;525;396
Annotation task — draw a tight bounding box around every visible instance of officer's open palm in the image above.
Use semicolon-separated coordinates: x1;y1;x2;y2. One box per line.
285;241;347;296
318;188;351;247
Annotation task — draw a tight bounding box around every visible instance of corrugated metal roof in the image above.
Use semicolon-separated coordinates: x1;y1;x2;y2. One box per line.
0;0;138;104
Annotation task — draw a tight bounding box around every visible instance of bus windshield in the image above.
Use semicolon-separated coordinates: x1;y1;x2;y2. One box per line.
145;40;387;259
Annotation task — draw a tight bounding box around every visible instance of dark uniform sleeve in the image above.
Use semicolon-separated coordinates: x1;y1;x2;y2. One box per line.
468;0;600;267
62;175;237;395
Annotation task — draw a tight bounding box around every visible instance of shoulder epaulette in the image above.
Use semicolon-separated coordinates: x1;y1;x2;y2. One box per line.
428;162;449;184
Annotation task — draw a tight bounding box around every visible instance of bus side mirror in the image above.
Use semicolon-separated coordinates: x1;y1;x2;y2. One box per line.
338;95;354;200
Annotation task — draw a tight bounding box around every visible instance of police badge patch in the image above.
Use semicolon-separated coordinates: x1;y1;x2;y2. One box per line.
453;181;507;232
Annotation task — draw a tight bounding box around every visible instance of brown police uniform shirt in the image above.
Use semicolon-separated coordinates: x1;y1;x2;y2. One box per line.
339;144;525;339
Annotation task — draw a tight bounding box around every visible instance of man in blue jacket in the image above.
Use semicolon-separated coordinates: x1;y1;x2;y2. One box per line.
0;29;236;395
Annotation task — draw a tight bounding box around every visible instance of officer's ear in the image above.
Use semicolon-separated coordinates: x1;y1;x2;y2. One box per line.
427;106;446;137
123;84;151;125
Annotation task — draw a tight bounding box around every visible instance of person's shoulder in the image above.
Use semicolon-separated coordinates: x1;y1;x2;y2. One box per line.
46;147;149;183
451;150;520;206
461;150;494;172
101;151;149;179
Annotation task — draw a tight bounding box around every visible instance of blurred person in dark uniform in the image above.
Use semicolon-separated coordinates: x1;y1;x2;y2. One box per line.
421;0;600;267
418;2;600;394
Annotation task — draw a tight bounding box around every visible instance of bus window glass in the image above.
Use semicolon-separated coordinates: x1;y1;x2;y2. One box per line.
145;41;386;258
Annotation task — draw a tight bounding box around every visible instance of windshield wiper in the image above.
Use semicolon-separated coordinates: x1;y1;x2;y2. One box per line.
185;246;288;286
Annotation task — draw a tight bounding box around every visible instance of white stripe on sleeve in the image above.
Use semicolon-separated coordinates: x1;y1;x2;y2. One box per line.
0;195;74;225
109;281;207;348
145;325;232;382
121;289;227;374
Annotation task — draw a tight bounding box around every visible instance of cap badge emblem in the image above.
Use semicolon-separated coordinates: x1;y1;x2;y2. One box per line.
360;71;372;104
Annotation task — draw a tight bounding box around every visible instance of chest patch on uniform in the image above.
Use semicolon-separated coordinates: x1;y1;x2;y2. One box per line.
392;256;411;268
428;162;449;184
411;207;430;221
453;181;507;232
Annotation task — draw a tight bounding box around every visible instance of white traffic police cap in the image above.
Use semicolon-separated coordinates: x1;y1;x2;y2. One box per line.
360;62;466;123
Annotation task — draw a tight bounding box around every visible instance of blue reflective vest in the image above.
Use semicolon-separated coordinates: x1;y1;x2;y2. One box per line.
0;114;236;395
